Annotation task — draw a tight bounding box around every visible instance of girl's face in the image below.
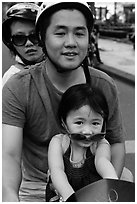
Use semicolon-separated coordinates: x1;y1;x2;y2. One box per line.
10;20;43;63
45;9;89;71
66;105;104;147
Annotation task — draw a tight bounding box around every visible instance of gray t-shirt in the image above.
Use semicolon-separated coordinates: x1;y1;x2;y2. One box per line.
2;61;124;183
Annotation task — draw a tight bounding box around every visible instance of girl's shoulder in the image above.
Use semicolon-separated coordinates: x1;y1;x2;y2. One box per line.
98;138;110;146
51;134;70;153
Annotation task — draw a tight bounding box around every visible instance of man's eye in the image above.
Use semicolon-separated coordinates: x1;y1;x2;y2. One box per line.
55;32;65;36
75;32;85;37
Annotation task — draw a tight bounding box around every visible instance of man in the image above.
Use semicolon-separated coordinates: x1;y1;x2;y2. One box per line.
2;3;45;86
2;2;126;202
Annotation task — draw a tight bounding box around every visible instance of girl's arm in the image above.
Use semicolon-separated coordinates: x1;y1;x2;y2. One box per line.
48;134;74;201
94;139;118;179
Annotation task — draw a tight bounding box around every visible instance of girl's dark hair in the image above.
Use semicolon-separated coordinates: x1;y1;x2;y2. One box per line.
58;84;109;124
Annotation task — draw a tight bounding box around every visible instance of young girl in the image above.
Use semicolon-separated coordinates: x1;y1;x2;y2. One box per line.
46;84;118;202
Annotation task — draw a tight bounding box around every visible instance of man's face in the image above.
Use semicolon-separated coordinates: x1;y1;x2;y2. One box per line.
10;19;43;63
45;9;89;71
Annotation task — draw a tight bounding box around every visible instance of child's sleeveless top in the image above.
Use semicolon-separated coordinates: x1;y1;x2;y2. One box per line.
46;145;102;202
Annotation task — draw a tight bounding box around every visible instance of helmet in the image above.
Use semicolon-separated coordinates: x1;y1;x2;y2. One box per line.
36;2;94;46
2;3;40;50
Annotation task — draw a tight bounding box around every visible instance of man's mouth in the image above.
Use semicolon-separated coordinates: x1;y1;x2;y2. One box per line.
63;52;77;57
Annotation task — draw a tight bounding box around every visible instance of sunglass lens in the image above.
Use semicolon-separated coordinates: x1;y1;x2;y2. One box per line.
70;133;86;140
29;34;38;44
12;34;38;46
70;133;105;141
12;35;26;46
90;133;105;141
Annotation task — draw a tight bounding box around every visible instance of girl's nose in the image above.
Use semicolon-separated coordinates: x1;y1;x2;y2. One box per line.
82;127;93;135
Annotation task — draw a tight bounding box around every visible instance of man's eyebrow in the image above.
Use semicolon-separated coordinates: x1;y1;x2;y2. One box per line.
54;25;87;30
76;26;87;31
54;25;66;29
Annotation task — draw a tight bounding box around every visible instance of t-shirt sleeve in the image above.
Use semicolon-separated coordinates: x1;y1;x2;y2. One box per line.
89;68;125;145
102;78;125;144
2;74;27;128
2;65;20;87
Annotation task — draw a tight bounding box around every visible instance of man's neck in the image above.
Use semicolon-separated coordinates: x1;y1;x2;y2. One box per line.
46;59;86;92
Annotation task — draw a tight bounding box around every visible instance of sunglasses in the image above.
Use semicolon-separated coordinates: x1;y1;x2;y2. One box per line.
69;132;105;142
11;33;38;46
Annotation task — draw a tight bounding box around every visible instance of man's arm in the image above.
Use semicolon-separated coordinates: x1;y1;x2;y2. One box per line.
111;142;125;178
2;124;23;202
103;80;125;178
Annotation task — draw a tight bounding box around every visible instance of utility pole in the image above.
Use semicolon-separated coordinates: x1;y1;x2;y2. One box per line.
87;2;95;16
114;2;117;25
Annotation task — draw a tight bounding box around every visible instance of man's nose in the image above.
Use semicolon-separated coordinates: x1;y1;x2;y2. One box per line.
64;33;77;47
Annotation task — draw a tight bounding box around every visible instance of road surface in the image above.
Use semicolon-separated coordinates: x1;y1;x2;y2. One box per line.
99;38;135;76
98;38;135;180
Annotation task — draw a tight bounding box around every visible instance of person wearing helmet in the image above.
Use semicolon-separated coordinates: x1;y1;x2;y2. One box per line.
2;2;45;87
2;2;131;202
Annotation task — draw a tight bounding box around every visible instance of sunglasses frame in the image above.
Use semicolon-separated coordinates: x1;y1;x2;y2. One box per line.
11;33;38;46
69;132;105;142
